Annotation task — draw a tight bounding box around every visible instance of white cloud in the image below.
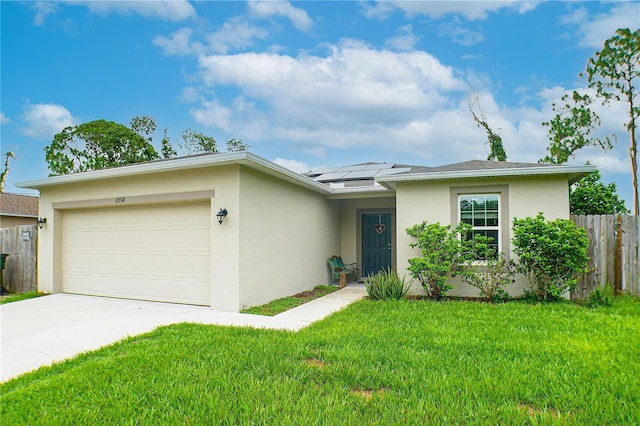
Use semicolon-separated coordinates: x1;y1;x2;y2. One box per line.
272;158;309;174
360;1;396;20
188;41;484;161
206;17;270;54
31;1;58;25
248;0;313;31
564;3;640;48
385;25;419;51
81;0;196;21
0;112;10;125
388;1;539;21
32;0;195;24
21;103;76;138
438;19;485;46
154;28;202;56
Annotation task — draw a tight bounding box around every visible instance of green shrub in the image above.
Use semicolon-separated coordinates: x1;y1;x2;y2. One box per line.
366;268;410;301
512;213;589;301
462;252;515;303
587;284;614;308
406;221;473;300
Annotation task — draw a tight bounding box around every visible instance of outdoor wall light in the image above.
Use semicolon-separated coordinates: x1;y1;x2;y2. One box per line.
37;217;47;229
216;208;228;225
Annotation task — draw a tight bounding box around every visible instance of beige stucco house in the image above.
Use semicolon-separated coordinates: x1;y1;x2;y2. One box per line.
17;152;594;312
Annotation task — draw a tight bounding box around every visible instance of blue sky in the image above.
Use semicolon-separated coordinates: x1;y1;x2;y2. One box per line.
1;1;638;207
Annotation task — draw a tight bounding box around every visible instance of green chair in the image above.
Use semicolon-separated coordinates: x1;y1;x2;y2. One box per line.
327;255;358;284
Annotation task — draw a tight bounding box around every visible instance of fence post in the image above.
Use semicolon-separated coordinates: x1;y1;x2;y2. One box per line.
615;215;623;295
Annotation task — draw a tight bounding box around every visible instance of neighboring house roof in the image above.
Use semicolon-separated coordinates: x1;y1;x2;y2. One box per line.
0;192;39;217
16;152;595;195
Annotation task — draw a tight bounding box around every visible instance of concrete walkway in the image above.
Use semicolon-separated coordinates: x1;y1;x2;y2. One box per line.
0;286;366;382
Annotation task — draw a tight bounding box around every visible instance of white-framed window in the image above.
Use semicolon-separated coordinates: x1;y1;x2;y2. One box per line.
459;194;500;256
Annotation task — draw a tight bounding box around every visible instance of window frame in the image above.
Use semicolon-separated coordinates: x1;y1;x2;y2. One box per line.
458;193;501;256
450;185;510;259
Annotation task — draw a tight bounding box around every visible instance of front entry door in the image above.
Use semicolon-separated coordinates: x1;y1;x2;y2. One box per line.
362;213;392;277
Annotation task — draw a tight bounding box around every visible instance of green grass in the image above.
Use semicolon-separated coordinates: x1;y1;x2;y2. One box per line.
2;296;639;424
241;285;339;316
0;291;43;305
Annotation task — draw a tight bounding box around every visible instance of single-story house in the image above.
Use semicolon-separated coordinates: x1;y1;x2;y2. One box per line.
17;152;594;311
0;192;39;228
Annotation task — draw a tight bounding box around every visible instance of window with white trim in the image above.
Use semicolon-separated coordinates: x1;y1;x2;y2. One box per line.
459;194;500;256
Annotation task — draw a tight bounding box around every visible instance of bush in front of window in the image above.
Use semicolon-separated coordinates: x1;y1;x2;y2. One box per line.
461;249;516;303
512;213;589;301
406;221;473;300
365;268;411;301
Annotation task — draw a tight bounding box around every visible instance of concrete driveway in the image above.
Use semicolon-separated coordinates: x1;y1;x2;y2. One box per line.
1;287;365;382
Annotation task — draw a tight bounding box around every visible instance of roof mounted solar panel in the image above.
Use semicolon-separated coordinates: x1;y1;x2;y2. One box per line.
375;167;412;176
364;163;394;170
313;172;350;182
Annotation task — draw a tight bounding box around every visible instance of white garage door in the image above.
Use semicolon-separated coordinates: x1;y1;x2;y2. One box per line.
61;202;211;305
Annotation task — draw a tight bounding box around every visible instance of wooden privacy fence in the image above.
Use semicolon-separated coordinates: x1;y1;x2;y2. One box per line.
571;215;639;300
0;225;38;293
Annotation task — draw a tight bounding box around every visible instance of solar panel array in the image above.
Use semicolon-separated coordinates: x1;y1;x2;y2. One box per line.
306;163;413;183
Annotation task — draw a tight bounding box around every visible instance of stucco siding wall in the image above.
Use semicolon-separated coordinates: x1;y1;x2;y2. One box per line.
237;166;340;310
36;166;239;308
396;176;570;297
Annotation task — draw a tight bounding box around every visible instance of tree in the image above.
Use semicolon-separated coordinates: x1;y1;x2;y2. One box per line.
469;96;507;161
45;119;159;176
540;91;613;164
1;151;15;192
179;128;217;155
586;28;639;214
570;170;629;215
160;129;177;159
226;139;250;152
130;116;157;142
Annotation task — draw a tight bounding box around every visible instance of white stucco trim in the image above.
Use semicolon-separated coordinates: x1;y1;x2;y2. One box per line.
16;152;333;195
375;164;596;189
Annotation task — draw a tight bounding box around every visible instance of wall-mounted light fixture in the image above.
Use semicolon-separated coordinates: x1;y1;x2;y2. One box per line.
216;208;228;225
37;217;47;229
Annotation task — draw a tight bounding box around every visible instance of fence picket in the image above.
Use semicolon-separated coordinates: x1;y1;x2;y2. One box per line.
0;225;38;294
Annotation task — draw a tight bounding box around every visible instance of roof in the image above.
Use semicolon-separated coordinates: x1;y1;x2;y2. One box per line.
406;160;557;174
16;152;334;195
376;159;595;189
0;192;39;217
16;153;595;196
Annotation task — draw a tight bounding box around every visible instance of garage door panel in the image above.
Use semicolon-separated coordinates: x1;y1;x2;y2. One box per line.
62;202;211;305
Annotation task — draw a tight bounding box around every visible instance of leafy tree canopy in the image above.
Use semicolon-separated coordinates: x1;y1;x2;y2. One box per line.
45;119;159;176
540;91;612;164
570;170;629;215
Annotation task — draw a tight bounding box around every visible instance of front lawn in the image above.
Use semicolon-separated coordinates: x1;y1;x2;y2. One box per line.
2;297;639;424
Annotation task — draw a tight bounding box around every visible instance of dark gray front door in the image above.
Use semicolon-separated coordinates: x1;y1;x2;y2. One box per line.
362;213;392;277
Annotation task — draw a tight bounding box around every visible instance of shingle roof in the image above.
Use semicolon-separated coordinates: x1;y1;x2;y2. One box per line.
0;193;39;217
405;160;555;175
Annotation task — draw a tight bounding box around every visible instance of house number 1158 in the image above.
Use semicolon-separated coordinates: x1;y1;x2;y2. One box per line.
115;197;126;204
